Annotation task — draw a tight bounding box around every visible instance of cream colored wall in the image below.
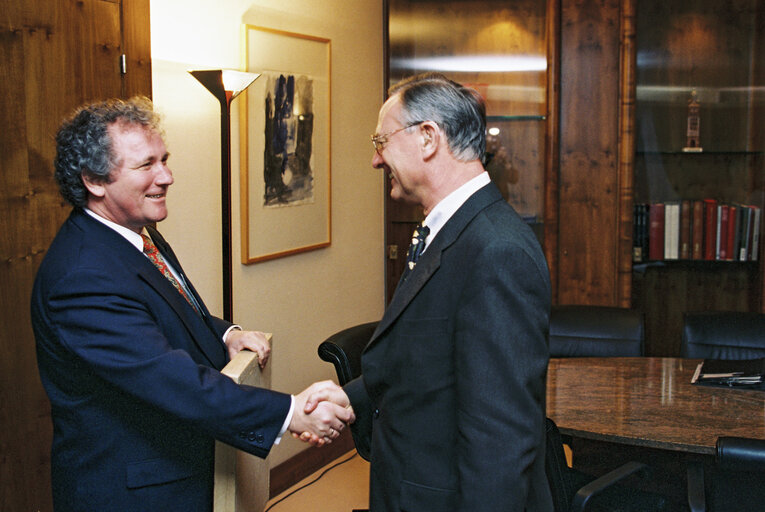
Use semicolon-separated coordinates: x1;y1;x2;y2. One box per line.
150;0;385;467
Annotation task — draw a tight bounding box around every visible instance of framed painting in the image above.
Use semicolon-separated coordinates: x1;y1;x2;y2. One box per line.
240;25;331;263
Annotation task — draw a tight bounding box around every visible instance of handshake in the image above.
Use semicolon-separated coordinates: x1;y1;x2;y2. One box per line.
229;332;354;446
289;381;354;446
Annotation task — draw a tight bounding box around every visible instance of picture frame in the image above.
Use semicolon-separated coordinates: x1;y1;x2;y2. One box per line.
239;25;331;263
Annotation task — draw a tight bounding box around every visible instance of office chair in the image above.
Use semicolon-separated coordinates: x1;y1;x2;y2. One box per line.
545;418;677;512
549;305;645;357
687;436;765;512
317;321;377;462
681;311;765;359
317;321;377;386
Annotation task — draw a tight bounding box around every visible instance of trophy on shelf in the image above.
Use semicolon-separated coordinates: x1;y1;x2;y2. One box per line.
683;88;703;152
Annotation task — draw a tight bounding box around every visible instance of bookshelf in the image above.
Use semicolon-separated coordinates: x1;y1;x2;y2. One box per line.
631;0;765;356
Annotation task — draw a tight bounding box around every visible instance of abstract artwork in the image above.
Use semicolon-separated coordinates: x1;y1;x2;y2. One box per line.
240;25;331;263
263;73;315;206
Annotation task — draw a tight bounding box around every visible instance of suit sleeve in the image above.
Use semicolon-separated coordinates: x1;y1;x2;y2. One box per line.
454;239;550;510
42;265;291;458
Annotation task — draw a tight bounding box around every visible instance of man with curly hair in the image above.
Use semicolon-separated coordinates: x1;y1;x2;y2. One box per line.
32;97;352;511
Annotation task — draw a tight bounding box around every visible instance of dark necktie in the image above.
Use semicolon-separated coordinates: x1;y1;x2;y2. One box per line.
141;234;200;314
402;223;430;280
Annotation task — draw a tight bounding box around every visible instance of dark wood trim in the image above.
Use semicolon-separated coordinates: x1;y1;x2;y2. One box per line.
544;0;561;303
616;0;637;307
269;431;357;498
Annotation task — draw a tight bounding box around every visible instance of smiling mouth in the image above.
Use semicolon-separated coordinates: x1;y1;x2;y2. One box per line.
146;193;165;199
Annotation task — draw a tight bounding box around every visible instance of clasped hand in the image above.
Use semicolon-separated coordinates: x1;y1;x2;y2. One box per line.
289;380;354;447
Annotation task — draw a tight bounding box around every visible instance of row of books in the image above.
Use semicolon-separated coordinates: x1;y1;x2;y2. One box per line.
633;200;761;262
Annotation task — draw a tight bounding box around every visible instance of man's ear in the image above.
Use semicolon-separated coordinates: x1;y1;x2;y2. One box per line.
420;121;439;159
81;172;106;198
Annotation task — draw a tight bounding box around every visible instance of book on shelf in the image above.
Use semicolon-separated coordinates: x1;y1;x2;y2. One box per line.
739;205;752;261
664;202;680;260
691;200;704;260
632;200;761;264
751;206;761;261
632;203;648;262
717;204;728;260
648;203;665;261
703;199;718;260
680;200;691;260
691;358;765;389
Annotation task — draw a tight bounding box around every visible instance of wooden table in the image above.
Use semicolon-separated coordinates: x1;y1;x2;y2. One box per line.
546;357;765;455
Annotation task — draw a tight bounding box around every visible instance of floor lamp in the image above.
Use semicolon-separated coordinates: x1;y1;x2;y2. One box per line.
189;69;260;322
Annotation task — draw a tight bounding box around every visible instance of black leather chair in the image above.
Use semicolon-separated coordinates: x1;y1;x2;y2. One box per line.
317;321;377;386
317;321;377;461
681;311;765;359
545;418;676;512
687;436;765;512
550;305;644;357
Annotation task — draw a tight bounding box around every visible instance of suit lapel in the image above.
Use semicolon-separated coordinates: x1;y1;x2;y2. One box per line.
71;212;225;367
368;184;504;348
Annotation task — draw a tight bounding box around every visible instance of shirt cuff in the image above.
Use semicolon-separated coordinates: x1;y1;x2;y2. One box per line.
274;395;295;445
222;324;242;345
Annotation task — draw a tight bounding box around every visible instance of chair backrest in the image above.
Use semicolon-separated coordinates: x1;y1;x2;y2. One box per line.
544;417;575;512
681;312;765;360
317;321;377;386
549;305;644;357
717;437;765;472
707;436;765;512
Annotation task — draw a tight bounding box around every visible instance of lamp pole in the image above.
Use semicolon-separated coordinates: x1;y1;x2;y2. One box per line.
189;69;260;322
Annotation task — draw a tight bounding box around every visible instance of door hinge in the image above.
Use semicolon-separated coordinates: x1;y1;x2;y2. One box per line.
120;54;127;75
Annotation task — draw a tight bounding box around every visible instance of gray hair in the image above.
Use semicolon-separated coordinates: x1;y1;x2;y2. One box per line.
54;96;163;207
389;73;486;162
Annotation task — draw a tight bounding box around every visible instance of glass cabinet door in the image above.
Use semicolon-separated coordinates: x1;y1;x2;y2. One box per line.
632;0;765;354
387;0;550;240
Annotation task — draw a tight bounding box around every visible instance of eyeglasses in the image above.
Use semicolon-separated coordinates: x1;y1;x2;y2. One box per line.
371;122;423;152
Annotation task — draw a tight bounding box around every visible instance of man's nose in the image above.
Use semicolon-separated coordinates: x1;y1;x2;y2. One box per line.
372;150;384;169
157;164;174;185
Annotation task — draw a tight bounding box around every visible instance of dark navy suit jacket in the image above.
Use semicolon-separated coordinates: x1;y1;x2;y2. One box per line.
31;209;291;511
345;184;553;511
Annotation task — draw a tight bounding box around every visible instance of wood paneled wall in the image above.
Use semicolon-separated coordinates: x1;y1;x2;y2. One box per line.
556;0;629;306
0;1;151;509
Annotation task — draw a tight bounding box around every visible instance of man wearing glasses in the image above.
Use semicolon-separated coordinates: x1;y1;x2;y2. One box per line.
307;73;552;511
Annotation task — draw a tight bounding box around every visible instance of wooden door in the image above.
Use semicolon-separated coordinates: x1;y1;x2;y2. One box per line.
0;1;151;509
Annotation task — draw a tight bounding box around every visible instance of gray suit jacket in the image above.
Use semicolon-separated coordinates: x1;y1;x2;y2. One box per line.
346;183;553;511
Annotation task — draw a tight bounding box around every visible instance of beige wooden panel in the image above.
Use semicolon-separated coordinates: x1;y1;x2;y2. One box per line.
214;334;272;512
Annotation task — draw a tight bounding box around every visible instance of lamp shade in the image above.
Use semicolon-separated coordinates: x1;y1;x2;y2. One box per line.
188;69;261;105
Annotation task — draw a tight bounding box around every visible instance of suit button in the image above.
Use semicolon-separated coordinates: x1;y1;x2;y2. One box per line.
238;431;247;439
373;408;380;419
247;431;258;441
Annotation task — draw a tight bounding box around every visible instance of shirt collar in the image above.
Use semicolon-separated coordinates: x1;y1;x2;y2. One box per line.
83;208;145;253
422;172;491;247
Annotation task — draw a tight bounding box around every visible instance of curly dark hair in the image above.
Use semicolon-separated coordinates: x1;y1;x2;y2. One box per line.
54;96;163;207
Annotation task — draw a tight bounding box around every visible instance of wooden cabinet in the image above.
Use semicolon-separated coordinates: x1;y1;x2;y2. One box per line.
631;0;765;355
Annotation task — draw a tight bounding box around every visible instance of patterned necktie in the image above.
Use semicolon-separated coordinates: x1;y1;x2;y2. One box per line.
403;223;430;279
141;234;200;314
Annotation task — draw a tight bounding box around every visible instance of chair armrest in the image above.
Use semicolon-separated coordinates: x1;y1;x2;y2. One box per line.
571;461;647;512
317;322;377;385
